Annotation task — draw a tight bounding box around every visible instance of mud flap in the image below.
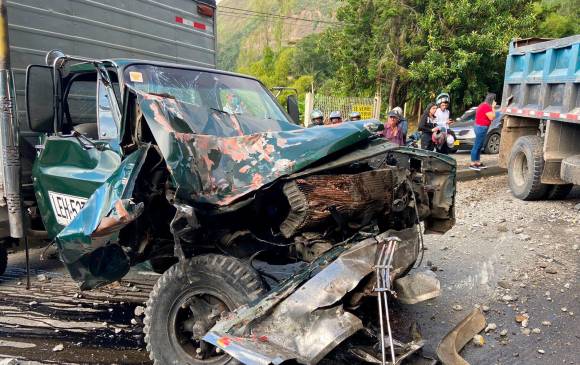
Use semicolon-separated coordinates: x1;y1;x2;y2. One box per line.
55;144;150;290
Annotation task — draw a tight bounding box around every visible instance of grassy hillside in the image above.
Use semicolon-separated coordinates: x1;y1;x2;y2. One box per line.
217;0;338;71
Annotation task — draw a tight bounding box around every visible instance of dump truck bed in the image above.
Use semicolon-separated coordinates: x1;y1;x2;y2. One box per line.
500;35;580;123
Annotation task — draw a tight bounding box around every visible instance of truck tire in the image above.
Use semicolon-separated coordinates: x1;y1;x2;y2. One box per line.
0;245;7;276
484;133;501;154
508;135;548;200
144;255;266;365
545;184;573;200
561;155;580;185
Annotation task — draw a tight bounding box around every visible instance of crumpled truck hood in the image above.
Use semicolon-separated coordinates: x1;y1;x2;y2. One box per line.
136;91;382;206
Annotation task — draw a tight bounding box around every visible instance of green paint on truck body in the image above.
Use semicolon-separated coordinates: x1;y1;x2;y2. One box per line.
29;58;456;289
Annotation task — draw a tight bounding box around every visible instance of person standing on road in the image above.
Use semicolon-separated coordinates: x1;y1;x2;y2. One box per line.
470;93;497;171
392;107;408;143
418;103;439;151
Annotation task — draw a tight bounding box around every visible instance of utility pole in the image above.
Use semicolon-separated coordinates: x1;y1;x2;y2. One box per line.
0;0;22;240
0;0;27;288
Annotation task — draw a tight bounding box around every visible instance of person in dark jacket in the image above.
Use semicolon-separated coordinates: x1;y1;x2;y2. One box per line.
418;103;439;151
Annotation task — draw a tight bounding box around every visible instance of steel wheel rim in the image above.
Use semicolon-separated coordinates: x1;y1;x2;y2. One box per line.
167;287;231;364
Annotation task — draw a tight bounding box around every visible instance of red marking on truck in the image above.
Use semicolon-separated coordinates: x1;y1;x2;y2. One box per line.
504;108;579;122
175;16;206;30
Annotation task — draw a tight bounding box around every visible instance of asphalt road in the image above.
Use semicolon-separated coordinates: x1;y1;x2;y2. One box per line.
0;174;578;364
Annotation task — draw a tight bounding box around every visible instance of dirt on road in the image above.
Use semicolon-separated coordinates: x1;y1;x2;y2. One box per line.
0;175;578;364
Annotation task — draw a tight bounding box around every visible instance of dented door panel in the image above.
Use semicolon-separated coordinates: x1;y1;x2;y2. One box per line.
33;137;122;238
55;144;149;289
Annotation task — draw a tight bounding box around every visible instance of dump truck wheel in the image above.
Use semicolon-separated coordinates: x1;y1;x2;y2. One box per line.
545;184;573;200
144;255;266;365
0;245;7;276
508;136;548;200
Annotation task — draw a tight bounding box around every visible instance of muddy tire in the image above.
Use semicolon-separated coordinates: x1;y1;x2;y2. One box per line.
484;133;501;154
545;184;573;200
144;255;266;365
508;136;548;201
0;245;6;276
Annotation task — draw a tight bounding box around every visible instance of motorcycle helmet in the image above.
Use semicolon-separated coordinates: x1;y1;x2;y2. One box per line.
311;110;323;120
436;93;450;106
349;111;361;121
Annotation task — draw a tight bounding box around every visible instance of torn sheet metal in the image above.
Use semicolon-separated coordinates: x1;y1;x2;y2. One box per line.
135;90;382;206
436;308;486;365
204;238;379;364
55;144;149;289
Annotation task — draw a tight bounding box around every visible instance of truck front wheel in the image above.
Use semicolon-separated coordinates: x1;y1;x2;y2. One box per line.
144;255;266;365
508;135;548;200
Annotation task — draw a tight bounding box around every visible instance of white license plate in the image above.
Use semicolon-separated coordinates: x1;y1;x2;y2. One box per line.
48;191;88;226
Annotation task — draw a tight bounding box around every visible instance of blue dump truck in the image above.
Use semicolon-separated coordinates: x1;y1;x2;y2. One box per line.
499;35;580;200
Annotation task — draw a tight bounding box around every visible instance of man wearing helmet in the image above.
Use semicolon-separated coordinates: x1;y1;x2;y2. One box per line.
435;93;452;129
433;93;455;154
310;110;324;127
348;111;362;121
391;107;408;143
329;111;343;124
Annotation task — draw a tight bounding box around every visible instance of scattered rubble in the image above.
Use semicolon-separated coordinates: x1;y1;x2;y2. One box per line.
37;274;49;282
134;306;145;317
52;344;64;352
484;323;497;333
0;359;19;365
472;335;485;346
532;328;541;334
394;271;441;304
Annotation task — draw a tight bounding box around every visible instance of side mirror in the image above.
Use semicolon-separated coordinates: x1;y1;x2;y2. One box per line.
286;94;299;124
26;65;54;133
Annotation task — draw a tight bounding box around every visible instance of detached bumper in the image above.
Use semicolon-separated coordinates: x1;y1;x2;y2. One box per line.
203;227;420;365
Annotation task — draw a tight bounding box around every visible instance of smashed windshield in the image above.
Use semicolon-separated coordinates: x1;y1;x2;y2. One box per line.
124;64;300;137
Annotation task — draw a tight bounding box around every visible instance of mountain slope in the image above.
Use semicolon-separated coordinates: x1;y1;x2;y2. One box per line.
217;0;338;70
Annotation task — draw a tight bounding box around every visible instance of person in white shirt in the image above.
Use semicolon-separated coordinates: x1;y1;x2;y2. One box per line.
435;93;452;129
433;93;456;153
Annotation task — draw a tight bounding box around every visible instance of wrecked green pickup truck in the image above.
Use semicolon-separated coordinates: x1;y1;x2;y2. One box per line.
23;51;456;364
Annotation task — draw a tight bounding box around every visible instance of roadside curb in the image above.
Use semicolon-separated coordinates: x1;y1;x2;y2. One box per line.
457;165;506;182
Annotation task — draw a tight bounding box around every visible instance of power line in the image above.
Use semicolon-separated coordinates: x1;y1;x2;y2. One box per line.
217;5;342;25
217;10;323;26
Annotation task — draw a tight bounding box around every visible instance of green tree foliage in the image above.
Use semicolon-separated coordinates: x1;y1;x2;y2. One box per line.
407;0;536;109
534;0;580;38
221;0;575;115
